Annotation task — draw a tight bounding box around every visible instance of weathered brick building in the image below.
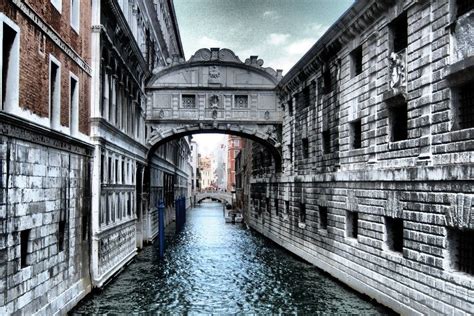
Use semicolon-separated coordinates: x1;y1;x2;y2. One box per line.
0;0;93;314
247;0;474;314
0;0;190;314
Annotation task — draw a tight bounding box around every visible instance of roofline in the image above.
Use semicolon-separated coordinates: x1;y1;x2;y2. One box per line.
168;0;185;58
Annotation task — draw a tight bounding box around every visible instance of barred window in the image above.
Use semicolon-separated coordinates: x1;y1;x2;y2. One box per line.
390;11;408;53
182;94;196;108
351;45;363;77
299;203;306;223
235;95;248;108
302;138;309;158
322;130;331;153
389;103;408;142
319;206;328;229
455;80;474;130
350;120;362;149
20;229;31;268
449;228;474;275
385;216;403;253
346;211;358;239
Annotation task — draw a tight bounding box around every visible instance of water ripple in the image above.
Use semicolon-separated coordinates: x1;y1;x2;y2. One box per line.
71;202;395;315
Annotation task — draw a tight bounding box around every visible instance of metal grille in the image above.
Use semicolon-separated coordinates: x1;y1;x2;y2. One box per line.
458;81;474;129
302;138;309;158
235;95;248;108
319;206;328;229
457;0;474;17
182;95;196;108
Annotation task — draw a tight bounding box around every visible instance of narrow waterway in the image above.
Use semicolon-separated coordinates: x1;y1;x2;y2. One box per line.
71;201;395;314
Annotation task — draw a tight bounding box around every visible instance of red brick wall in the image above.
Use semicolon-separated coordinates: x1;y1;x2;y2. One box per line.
1;0;91;135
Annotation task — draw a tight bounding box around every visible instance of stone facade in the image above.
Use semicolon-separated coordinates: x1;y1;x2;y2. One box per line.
246;0;474;314
88;0;186;288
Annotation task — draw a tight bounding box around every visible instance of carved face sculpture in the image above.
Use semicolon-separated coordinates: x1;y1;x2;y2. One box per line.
209;95;219;108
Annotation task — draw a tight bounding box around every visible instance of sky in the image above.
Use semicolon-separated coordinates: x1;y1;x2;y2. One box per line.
173;0;353;73
173;0;354;154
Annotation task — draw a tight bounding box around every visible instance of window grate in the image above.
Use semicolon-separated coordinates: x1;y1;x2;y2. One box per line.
235;95;248;108
182;95;196;108
302;138;309;158
458;81;474;129
20;229;31;268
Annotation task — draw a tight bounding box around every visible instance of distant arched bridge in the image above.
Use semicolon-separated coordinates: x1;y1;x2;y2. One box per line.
195;191;232;205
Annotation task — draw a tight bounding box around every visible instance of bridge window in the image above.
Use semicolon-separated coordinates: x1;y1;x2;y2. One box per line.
346;211;358;239
390;11;408;53
350;119;362;149
351;45;363;78
389;102;408;142
234;95;248;108
385;216;403;253
274;198;279;215
453;80;474;130
20;229;31;268
319;206;328;230
448;228;474;276
182;94;196;108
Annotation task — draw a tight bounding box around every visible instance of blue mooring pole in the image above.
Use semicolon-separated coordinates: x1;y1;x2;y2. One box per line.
175;197;180;232
158;200;165;258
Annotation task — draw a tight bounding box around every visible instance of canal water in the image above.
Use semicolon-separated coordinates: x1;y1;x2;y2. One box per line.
71;201;395;314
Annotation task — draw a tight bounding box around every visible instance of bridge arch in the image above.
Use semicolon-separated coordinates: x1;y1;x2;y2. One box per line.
145;48;284;172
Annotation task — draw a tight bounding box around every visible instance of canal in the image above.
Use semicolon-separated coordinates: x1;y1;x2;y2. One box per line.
71;201;395;314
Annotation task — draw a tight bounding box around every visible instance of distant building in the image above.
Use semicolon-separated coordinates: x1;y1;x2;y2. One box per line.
227;135;242;191
215;142;227;190
199;154;215;190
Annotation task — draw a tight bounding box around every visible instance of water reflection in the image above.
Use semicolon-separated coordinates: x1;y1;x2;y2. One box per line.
71;202;394;314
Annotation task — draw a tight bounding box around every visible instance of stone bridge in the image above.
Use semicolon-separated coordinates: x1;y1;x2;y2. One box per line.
195;191;233;205
145;48;284;170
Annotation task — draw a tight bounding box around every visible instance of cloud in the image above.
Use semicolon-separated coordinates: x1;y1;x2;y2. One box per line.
262;10;280;20
266;33;291;46
306;23;329;36
196;36;227;49
285;38;317;56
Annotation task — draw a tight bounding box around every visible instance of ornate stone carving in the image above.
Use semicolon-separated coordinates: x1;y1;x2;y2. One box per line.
389;51;407;91
445;193;473;229
264;111;270;120
158;110;165;118
209;95;219;108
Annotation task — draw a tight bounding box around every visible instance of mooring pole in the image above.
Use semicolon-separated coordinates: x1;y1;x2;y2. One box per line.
158;200;165;258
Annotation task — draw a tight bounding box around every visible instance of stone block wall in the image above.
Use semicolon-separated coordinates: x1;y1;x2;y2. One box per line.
0;120;92;314
249;0;474;314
